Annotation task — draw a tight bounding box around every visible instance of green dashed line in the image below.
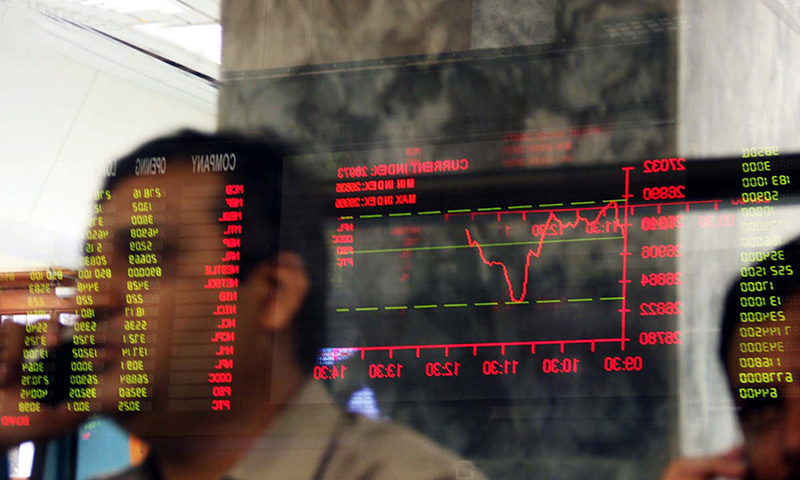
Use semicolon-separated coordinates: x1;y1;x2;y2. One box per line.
351;201;612;219
341;298;606;311
341;297;630;311
353;236;623;255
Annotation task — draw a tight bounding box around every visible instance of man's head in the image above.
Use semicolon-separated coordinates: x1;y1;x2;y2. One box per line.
81;130;328;433
720;237;800;480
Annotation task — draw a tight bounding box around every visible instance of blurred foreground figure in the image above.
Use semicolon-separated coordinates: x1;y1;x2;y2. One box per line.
663;237;800;480
0;131;486;480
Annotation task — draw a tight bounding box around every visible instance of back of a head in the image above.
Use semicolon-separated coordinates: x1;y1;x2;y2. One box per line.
103;129;329;372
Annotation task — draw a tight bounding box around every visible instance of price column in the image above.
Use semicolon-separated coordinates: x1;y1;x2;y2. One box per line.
18;271;54;416
734;149;794;400
72;187;115;413
119;187;164;413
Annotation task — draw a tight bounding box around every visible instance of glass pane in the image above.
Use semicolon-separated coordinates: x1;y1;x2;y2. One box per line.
1;2;798;480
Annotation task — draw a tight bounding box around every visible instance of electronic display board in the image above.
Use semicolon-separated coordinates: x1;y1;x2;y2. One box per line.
3;0;800;478
1;129;799;478
2;154;259;435
1;30;798;480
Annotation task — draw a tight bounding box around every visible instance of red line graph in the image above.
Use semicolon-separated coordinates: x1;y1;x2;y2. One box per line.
329;166;727;358
465;200;626;303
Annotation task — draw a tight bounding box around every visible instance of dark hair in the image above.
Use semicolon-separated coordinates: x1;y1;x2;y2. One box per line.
719;236;800;374
102;129;328;372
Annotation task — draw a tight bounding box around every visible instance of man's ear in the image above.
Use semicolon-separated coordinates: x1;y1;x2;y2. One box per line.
249;252;310;332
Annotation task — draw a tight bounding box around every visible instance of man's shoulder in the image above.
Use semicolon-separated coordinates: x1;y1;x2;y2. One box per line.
328;414;487;480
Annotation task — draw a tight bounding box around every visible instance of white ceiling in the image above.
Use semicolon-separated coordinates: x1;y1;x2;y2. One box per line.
2;0;220;109
0;0;220;271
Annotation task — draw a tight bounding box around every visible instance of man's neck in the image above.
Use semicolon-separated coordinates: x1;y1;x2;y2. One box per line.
142;370;305;480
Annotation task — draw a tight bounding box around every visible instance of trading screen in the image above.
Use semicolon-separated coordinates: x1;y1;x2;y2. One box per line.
3;130;799;475
3;159;256;426
1;19;799;479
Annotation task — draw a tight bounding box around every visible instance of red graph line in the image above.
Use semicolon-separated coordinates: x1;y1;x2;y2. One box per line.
465;201;624;303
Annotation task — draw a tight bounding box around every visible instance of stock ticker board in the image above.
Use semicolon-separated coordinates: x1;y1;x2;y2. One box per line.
304;140;800;409
3;134;799;454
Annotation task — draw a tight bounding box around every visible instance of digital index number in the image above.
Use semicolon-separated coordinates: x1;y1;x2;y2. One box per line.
482;360;519;376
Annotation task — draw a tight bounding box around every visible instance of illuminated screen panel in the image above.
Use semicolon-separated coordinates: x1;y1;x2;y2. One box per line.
305;143;644;400
285;143;800;419
0;149;264;437
2;137;798;479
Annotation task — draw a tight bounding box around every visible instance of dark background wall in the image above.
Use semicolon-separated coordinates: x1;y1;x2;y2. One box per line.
218;2;678;479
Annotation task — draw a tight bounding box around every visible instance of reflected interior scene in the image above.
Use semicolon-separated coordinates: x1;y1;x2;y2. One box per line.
1;0;800;479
